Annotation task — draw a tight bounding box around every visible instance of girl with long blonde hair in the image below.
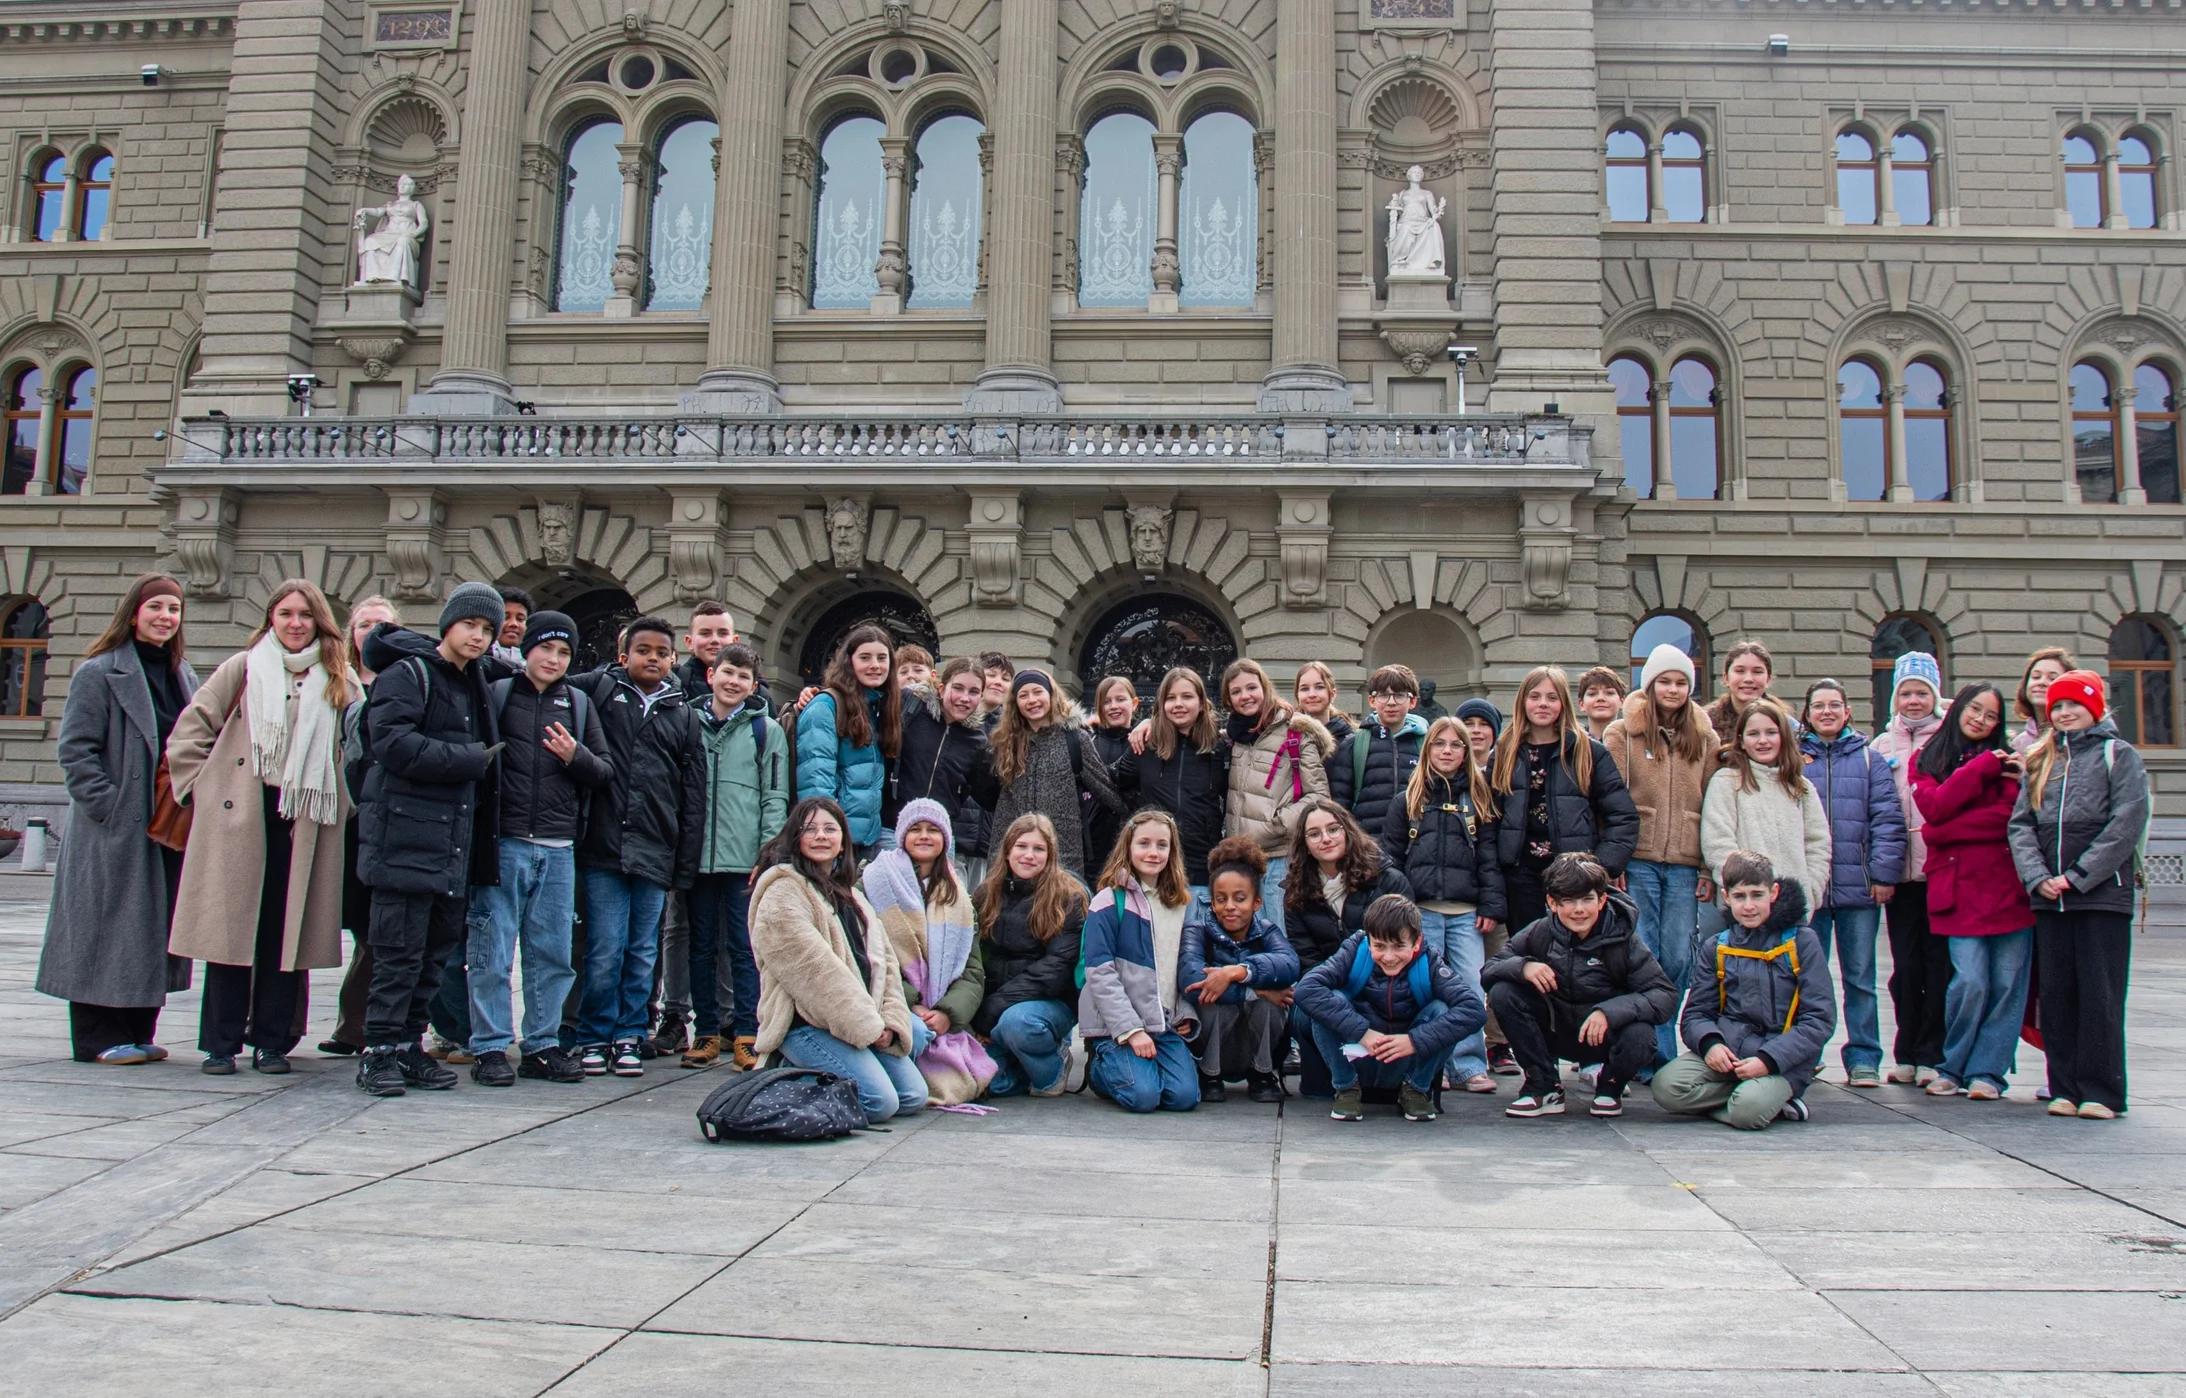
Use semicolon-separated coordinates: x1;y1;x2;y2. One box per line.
974;813;1092;1097
1079;808;1201;1112
1489;665;1638;932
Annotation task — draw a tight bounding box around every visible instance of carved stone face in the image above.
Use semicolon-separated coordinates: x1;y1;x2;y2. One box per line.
1126;506;1171;572
827;498;868;570
1407;164;1425;187
538;502;574;567
396;174;417;200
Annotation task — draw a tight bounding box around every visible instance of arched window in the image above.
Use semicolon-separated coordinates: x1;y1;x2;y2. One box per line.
1835;131;1878;226
906;113;984;310
2071;361;2117;503
1604;126;1648;223
0;597;49;718
29;155;66;242
1666;356;1719;500
645;118;716;312
2063;132;2105;228
1891;130;1934;227
1610;354;1654;496
2138;363;2180;505
1661;127;1705;223
1871;615;1941;730
3;368;39;496
1079;592;1238;702
1079;111;1157;308
1630;613;1705;698
811;115;886;310
1904;359;1951;503
1839;358;1889;501
2109;618;2176;748
1179;110;1257;308
2120;133;2159;230
554;120;625;312
75;151;113;241
55;366;93;495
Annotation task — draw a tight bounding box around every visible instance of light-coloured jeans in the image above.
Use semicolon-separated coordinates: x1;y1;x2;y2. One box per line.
779;1024;927;1122
465;840;576;1057
1811;904;1884;1074
1940;928;2034;1091
1626;859;1701;1066
1420;908;1486;1082
1260;857;1290;932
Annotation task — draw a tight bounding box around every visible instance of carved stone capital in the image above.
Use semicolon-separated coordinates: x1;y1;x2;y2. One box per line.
384;488;448;602
337;335;408;380
666;489;728;601
1517;492;1575;611
170;488;239;599
1276;493;1332;609
966;491;1023;606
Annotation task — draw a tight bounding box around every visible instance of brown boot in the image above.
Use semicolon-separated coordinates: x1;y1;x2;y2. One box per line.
682;1035;722;1069
730;1036;759;1071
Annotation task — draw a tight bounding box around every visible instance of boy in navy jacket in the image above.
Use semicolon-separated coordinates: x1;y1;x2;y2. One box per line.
1293;894;1486;1122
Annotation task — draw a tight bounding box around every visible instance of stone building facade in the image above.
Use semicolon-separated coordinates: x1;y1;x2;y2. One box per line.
0;0;2183;832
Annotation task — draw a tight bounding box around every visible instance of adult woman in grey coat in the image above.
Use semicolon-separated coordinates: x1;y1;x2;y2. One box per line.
36;575;198;1063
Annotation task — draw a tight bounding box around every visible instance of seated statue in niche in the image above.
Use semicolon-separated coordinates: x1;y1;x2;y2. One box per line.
353;174;429;288
1385;165;1448;277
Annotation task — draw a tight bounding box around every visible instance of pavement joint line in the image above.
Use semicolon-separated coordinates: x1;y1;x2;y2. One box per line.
1257;1092;1284;1387
0;1088;255;1152
611;1323;1261;1363
55;1286;632;1334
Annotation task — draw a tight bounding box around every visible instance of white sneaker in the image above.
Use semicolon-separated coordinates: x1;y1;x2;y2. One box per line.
1575;1065;1601;1093
1062;1029;1088;1094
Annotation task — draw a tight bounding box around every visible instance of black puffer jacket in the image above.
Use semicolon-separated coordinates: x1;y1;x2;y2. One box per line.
575;667;706;889
971;875;1087;1036
1087;725;1135;877
1328;715;1427;839
893;686;999;823
356;625;502;896
495;675;615;843
1113;737;1233;885
1493;734;1641;875
1284;861;1413;974
1382;773;1507;921
1480;890;1677;1030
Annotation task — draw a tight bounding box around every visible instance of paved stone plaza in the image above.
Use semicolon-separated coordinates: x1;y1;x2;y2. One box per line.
2;893;2184;1395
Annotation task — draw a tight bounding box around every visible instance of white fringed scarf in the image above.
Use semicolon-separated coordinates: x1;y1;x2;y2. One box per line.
245;630;342;825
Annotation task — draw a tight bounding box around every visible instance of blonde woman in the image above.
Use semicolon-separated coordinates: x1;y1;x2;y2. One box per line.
1222;658;1334;928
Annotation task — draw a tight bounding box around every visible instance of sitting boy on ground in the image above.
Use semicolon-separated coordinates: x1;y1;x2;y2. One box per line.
1293;894;1486;1122
1480;852;1677;1118
1652;850;1838;1130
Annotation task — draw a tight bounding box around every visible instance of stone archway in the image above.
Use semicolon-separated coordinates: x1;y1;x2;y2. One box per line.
556;585;639;676
796;588;939;687
1366;607;1480;718
1077;591;1239;702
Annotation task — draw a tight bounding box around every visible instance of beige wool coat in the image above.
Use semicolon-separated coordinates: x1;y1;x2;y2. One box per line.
166;651;352;970
1602;690;1722;869
749;863;914;1058
1225;709;1334;853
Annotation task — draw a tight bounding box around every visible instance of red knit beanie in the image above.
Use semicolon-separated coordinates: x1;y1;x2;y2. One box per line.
2045;670;2106;723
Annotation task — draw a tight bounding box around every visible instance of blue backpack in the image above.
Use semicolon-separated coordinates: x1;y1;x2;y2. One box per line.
1342;939;1433;1009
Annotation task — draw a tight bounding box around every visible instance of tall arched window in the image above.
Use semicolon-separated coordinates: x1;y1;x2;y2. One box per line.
907;113;984;310
1604;126;1648;222
2063;132;2105;228
1661;127;1705;223
1891;131;1934;227
1666;357;1719;500
2120;134;2160;230
1839;358;1889;501
1631;612;1705;698
2138;363;2180;505
2071;361;2117;503
3;368;39;496
645;118;716;312
1904;359;1951;502
1835;131;1879;226
55;366;93;495
1079;111;1157;308
2110;618;2176;748
1179;110;1258;307
0;597;49;718
1610;354;1654;496
554;120;625;312
1871;615;1941;729
811;115;886;309
29;156;66;242
75;151;114;241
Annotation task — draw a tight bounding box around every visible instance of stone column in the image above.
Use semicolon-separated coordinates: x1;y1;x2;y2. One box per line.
872;136;910;313
684;0;789;413
1884;382;1911;502
56;170;80;242
1150;134;1182;313
603;141;647;318
1259;0;1351;413
1651;376;1676;502
28;383;58;496
2104;149;2128;231
2117;383;2147;505
411;0;526;414
967;0;1062;414
1646;140;1665;224
1877;143;1900;226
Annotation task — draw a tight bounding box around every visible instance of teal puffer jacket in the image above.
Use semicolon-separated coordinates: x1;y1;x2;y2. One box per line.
796;689;888;847
699;700;790;874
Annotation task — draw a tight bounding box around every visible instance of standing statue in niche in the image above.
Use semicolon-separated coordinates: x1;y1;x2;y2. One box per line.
1384;165;1448;277
353;174;430;287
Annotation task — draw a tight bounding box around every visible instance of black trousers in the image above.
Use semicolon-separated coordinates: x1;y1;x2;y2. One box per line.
200;788;305;1057
70;1003;162;1061
364;887;469;1047
2036;909;2132;1111
1488;979;1657;1094
1886;880;1951;1069
1504;864;1548;935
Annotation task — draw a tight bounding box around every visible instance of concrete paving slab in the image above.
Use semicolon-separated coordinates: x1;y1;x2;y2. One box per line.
1276;1223;1798;1289
1638;1148;2068;1190
1750;1228;2186;1291
1280;1178;1731;1231
752;1200;1271;1278
1269;1364;1939;1396
99;1167;378;1267
1692;1185;2167;1234
830;1159;1275;1222
1828;1289;2186;1371
0;1148;108;1209
285;1176;804;1256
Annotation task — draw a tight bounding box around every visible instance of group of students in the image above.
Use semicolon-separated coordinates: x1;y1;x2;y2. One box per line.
35;573;2150;1129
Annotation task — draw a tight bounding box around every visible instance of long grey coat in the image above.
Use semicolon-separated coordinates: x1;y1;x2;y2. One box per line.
36;643;199;1007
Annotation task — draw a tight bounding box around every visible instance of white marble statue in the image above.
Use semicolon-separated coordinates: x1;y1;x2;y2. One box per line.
353;175;429;288
1384;165;1448;277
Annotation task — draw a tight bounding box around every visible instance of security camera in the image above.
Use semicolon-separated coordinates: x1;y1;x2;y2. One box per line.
286;373;322;416
1446;345;1478;367
1765;34;1789;56
141;64;165;85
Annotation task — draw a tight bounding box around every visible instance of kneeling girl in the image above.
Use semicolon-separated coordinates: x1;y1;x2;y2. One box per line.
1080;809;1201;1112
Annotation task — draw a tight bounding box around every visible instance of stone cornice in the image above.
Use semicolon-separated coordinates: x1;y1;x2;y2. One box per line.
1603;223;2186;245
0;12;234;46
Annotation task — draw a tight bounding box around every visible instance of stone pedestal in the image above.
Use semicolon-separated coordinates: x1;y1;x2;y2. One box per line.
1376;273;1460;378
326;283;420;383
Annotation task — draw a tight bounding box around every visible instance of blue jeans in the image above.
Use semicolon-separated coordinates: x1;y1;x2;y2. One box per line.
1308;999;1451;1094
1627;860;1701;1065
465;840;578;1057
687;871;755;1039
577;871;667;1045
1089;1032;1200;1112
987;998;1075;1096
1811;904;1884;1074
1420;908;1486;1082
1259;858;1289;932
779;1024;927;1122
1940;929;2034;1091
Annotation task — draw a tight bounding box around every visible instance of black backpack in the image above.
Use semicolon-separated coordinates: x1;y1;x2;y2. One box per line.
695;1066;868;1143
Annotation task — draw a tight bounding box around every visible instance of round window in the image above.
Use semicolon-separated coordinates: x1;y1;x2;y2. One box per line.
1150;44;1190;80
619;55;656;90
880;48;919;85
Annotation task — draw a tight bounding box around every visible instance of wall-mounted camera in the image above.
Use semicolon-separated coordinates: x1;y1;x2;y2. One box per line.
286;373;322;416
141;64;166;86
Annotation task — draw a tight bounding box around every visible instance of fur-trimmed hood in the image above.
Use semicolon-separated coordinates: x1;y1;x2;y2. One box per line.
1224;706;1336;853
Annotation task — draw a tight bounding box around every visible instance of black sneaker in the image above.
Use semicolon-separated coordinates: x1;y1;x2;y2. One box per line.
1198;1074;1227;1103
611;1040;645;1077
1505;1086;1566;1117
357;1046;406;1097
396;1044;458;1090
649;1017;689;1057
316;1039;361;1056
519;1046;585;1083
251;1048;291;1075
470;1050;516;1087
1247;1072;1285;1104
1488;1044;1521;1077
200;1054;236;1076
579;1044;610;1076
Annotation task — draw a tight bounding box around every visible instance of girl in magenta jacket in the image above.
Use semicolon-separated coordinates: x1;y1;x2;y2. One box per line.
1911;682;2034;1100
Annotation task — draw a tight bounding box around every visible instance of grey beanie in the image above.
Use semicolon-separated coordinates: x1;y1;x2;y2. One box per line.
440;580;507;634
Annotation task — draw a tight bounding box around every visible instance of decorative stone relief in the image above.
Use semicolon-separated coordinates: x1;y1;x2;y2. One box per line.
537;495;579;568
1518;493;1574;611
1277;493;1332;608
826;496;871;572
1631;317;1693;353
1864;318;1931;354
353;174;429;287
172;489;239;599
1125;504;1174;574
384;489;446;601
967;491;1023;606
667;490;727;602
2093;319;2157;356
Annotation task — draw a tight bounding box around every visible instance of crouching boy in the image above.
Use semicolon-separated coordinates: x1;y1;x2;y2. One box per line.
1293;894;1486;1122
1652;850;1838;1129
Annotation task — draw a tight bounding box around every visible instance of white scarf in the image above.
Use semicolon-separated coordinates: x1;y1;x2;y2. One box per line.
245;630;341;825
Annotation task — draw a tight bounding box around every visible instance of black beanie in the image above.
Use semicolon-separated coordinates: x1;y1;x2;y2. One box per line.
521;610;577;655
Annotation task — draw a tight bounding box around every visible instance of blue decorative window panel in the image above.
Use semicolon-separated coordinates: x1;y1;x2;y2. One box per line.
1180;111;1257;308
812;116;885;309
908;114;984;310
1079;112;1156;307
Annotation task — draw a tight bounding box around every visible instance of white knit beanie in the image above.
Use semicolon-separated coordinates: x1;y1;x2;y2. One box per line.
1639;642;1696;693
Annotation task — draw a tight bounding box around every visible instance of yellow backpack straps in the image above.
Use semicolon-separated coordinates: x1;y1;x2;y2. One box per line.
1715;934;1801;1033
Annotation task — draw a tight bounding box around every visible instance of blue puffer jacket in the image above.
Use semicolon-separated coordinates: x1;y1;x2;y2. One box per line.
1181;910;1300;1007
796;689;889;848
1799;727;1908;909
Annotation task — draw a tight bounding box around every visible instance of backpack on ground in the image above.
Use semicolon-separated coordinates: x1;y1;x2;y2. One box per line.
695;1066;868;1143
